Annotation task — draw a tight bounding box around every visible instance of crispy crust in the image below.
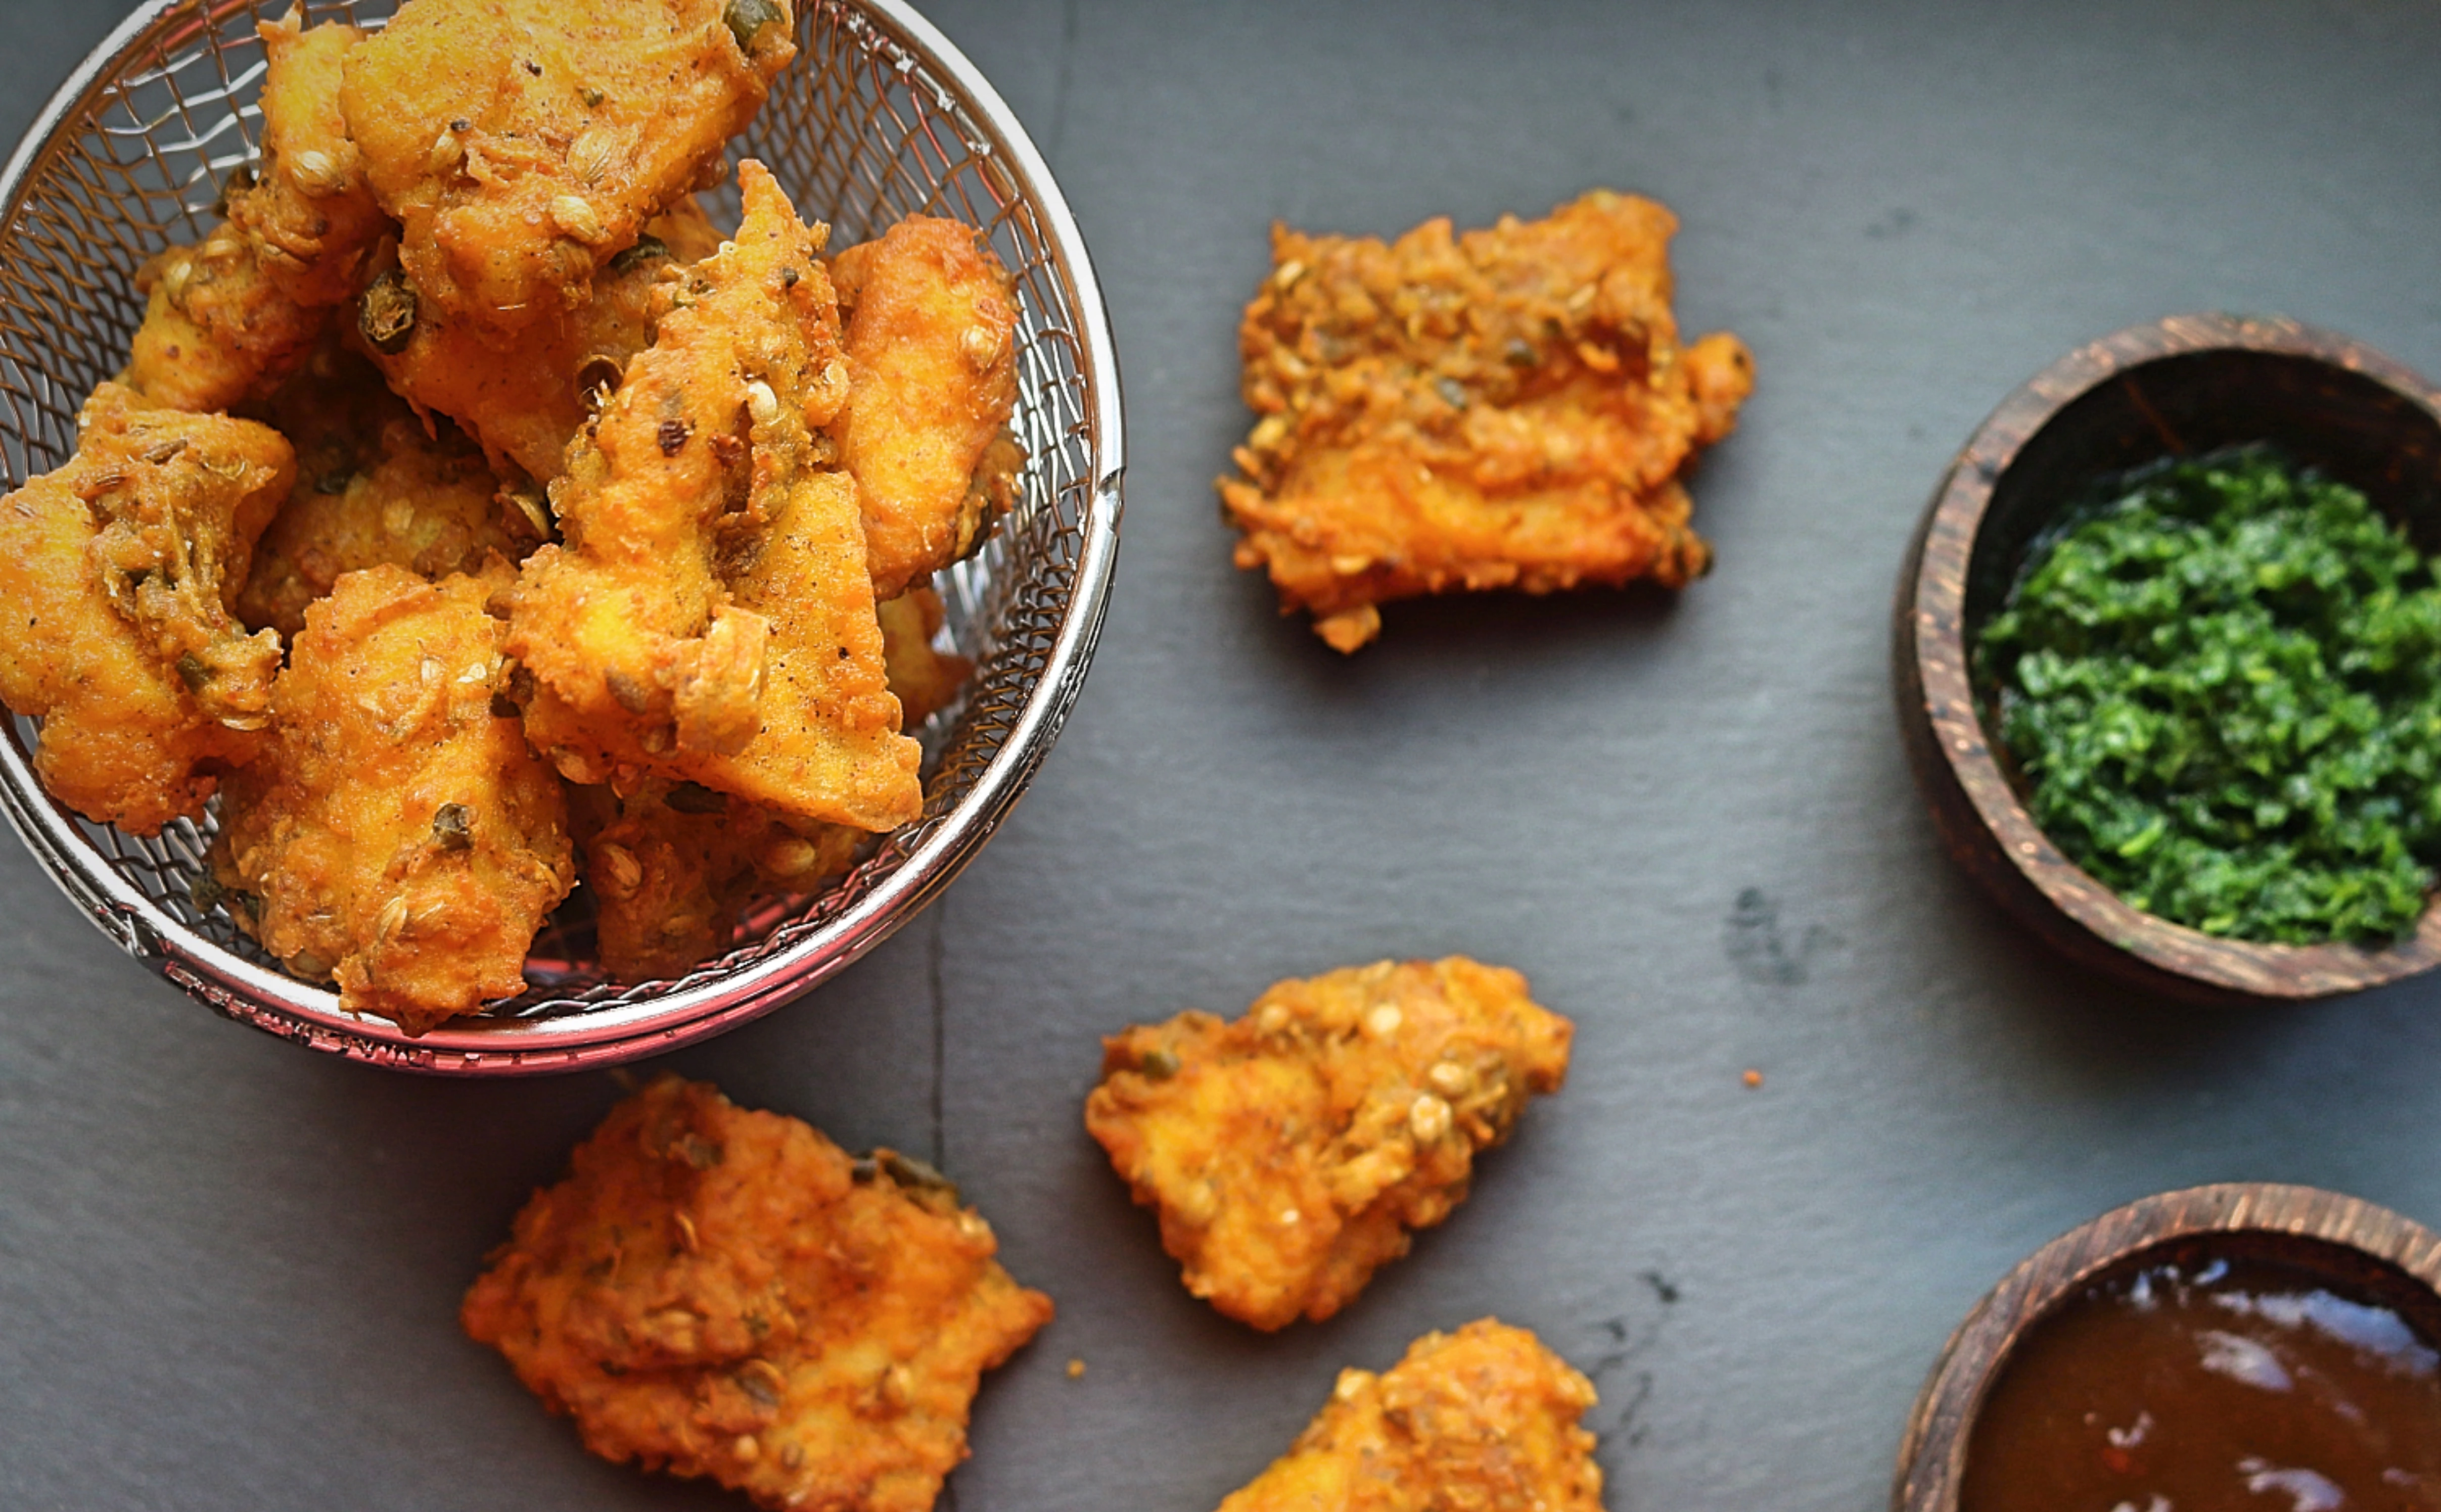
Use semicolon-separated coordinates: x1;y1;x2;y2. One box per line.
237;345;533;641
212;562;573;1034
1218;189;1755;651
463;1077;1053;1512
0;385;292;831
122;16;389;412
829;217;1023;600
876;584;971;730
357;199;725;482
340;0;793;334
1215;1320;1604;1512
511;162;920;833
1086;957;1573;1330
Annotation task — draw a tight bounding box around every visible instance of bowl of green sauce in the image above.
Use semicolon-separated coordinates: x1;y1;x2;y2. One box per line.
1894;1184;2441;1512
1896;313;2441;1000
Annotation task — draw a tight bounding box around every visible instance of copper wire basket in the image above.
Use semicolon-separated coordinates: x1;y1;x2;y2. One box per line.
0;0;1123;1072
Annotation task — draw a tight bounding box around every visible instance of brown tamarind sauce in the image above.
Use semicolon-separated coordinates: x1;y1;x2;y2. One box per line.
1962;1252;2441;1512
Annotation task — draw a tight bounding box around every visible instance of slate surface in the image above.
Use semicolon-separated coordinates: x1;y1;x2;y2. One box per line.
4;1;2441;1508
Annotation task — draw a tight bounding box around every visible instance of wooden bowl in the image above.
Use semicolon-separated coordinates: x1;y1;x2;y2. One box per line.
1894;313;2441;1001
1894;1182;2441;1512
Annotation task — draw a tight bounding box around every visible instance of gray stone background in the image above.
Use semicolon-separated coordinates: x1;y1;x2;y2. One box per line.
5;0;2441;1507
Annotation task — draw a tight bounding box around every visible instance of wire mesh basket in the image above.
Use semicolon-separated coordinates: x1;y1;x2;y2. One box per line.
0;0;1123;1073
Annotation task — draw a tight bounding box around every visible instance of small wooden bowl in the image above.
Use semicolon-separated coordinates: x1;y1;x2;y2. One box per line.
1894;1183;2441;1512
1894;313;2441;1001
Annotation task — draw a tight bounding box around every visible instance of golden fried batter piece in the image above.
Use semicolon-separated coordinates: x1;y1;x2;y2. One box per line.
213;563;573;1034
1219;189;1756;651
340;0;794;335
122;15;388;412
1216;1319;1603;1512
463;1076;1053;1512
357;199;724;482
877;584;971;730
237;348;533;641
573;778;856;982
830;217;1024;601
513;163;920;833
1086;957;1572;1331
0;386;293;831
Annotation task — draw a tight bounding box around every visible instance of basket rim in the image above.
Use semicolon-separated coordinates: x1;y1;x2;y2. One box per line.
0;0;1126;1074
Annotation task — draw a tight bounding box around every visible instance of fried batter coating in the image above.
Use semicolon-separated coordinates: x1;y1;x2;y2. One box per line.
828;218;1024;601
877;584;971;730
122;15;388;413
0;386;293;830
340;0;794;335
1216;1319;1603;1512
237;348;533;641
513;163;920;833
574;778;856;982
1218;189;1756;651
1086;957;1572;1330
356;199;724;482
213;563;573;1034
463;1076;1053;1512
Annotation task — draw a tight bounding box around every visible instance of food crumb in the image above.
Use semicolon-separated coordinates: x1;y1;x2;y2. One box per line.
1741;1068;1764;1089
1066;1358;1086;1380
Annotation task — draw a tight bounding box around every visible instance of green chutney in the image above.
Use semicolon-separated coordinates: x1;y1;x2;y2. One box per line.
1976;446;2441;944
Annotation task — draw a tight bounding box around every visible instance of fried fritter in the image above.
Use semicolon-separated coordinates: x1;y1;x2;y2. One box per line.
212;563;573;1034
0;386;292;831
356;199;724;482
877;584;971;730
1218;189;1756;651
512;163;920;833
463;1076;1053;1512
1086;957;1572;1331
340;0;794;335
122;15;388;413
237;347;532;641
1216;1319;1603;1512
573;778;856;982
830;217;1023;601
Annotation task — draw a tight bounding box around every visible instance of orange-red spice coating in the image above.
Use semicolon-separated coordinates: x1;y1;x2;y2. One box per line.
1086;957;1572;1330
340;0;793;334
829;216;1024;600
0;384;291;832
1215;1319;1604;1512
123;16;388;413
463;1076;1053;1512
1219;188;1754;651
213;562;573;1034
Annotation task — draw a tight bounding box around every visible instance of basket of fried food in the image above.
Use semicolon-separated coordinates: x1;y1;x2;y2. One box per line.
0;0;1120;1072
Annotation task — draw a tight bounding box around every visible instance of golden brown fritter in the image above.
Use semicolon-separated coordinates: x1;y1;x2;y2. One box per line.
122;15;389;413
463;1076;1053;1512
573;778;856;982
212;563;573;1034
830;217;1023;600
512;163;920;834
237;347;533;641
1218;189;1756;651
877;584;971;730
0;386;292;831
339;0;794;336
1086;957;1572;1331
356;199;724;482
1215;1320;1604;1512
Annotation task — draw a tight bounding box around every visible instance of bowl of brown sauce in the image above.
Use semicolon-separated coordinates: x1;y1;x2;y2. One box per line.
1894;313;2441;1002
1895;1183;2441;1512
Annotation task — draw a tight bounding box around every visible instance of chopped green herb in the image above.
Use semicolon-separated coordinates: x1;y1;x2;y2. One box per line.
1976;446;2441;944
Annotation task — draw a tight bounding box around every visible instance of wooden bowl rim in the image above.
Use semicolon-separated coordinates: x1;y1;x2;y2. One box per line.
1892;1181;2441;1512
1904;312;2441;998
